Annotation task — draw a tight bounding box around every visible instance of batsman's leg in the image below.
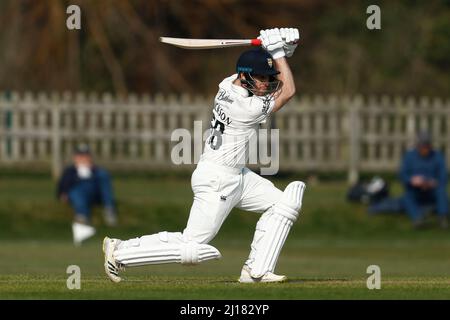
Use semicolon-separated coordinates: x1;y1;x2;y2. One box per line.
248;181;305;279
114;232;221;266
102;163;242;282
103;232;221;282
237;170;305;282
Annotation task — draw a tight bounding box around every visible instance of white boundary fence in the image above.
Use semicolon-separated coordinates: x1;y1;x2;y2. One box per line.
1;91;449;182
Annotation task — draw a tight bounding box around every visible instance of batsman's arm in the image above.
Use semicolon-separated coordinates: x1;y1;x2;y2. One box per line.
272;57;296;113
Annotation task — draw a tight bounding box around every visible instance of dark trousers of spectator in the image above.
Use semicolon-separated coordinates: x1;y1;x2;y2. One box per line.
368;197;404;215
403;186;449;223
68;169;116;223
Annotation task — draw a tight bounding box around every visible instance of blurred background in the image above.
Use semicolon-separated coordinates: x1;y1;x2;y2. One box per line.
0;0;449;177
1;0;449;95
0;0;450;299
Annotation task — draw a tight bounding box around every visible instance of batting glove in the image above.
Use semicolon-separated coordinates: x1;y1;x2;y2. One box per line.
258;28;285;59
280;28;299;58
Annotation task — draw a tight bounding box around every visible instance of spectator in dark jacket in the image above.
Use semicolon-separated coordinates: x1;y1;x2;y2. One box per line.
399;131;449;229
57;144;118;234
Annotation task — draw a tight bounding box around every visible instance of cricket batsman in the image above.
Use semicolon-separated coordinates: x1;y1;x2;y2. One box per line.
103;28;305;283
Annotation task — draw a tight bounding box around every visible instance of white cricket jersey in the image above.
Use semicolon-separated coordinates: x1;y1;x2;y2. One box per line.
199;74;275;169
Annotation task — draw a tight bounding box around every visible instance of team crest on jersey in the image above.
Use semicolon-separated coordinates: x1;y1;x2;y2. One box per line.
267;58;273;68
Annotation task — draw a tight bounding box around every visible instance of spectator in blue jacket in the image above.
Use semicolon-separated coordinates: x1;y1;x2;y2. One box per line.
57;143;118;229
400;131;449;229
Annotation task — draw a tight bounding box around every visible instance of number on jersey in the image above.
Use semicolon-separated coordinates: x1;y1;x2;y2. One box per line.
207;115;225;150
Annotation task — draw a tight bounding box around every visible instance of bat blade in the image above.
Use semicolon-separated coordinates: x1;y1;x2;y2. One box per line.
159;37;261;49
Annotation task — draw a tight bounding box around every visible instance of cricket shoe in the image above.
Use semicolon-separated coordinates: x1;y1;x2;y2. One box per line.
238;265;287;283
103;237;125;283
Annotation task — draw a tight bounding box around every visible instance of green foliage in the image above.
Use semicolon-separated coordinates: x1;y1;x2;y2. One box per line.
423;13;450;70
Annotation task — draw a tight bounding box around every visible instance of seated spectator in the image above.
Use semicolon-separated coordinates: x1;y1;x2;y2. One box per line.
400;131;448;228
368;131;449;229
57;143;118;245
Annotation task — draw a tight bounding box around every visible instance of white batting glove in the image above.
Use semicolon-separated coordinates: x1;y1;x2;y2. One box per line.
280;28;299;58
258;28;285;59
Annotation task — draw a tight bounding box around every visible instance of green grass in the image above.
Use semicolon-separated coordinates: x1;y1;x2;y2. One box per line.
0;176;449;299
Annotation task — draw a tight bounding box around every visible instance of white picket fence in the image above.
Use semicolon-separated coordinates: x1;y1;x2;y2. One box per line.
0;91;449;181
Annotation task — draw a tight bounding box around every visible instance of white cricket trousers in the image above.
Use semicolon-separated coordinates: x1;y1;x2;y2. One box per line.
113;160;303;274
183;161;283;243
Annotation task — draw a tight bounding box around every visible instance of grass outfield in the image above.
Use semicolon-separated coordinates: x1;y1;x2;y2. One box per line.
0;175;450;299
1;240;450;299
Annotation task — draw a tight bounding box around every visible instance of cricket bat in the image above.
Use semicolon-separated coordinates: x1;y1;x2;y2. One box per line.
159;37;262;49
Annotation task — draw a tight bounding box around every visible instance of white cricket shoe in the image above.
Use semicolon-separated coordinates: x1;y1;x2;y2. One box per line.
238;265;287;283
103;237;124;283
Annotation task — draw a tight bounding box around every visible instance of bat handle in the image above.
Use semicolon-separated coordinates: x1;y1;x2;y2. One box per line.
250;39;262;46
251;38;300;47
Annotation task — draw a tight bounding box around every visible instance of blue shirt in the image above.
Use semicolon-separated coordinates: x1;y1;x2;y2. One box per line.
399;148;447;189
57;165;103;199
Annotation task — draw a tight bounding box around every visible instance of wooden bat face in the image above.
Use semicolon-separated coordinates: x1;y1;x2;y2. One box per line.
159;37;261;49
